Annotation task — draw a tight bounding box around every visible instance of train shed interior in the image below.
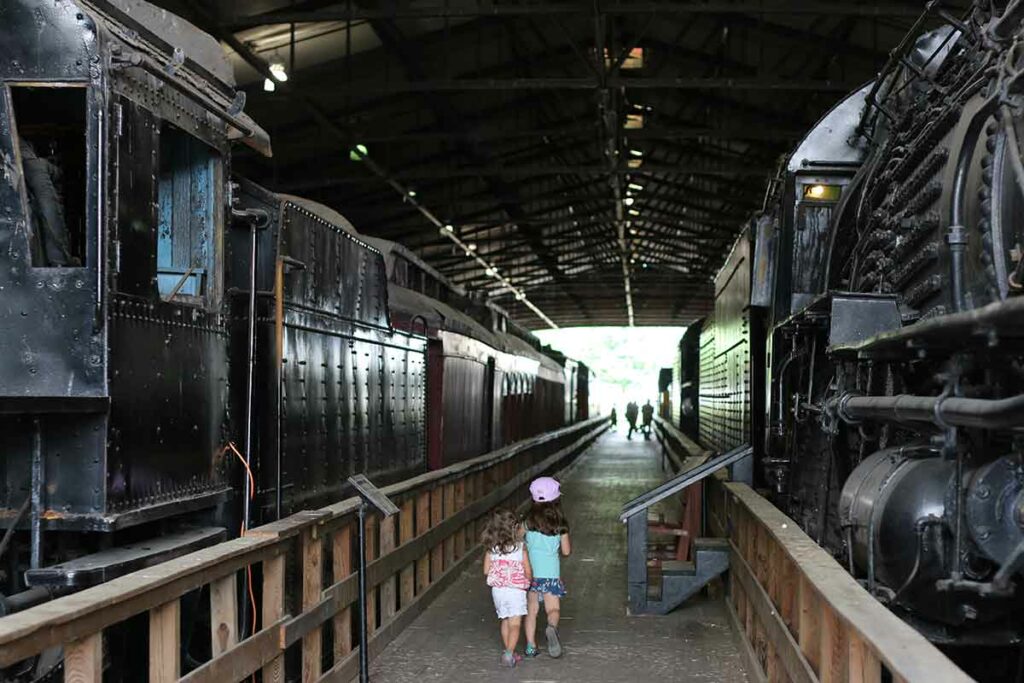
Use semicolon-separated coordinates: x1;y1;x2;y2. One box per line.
147;0;967;328
6;2;1024;683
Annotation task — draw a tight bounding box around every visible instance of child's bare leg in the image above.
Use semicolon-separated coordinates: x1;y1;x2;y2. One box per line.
525;591;540;645
504;616;522;652
500;617;509;646
543;594;561;629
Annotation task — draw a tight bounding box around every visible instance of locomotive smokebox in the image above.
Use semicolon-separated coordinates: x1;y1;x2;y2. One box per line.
840;448;1024;630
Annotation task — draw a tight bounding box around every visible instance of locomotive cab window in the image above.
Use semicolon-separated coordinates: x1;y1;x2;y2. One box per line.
157;122;219;300
10;86;88;268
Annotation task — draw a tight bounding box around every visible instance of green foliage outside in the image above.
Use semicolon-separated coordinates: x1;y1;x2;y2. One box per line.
535;326;686;413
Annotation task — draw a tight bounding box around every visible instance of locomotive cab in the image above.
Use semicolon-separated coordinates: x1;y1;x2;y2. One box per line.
0;0;270;604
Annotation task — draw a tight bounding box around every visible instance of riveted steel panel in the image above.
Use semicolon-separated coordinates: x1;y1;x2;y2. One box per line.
699;234;752;455
235;186;427;521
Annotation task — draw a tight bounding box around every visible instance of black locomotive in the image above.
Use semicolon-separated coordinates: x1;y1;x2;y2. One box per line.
0;0;590;635
668;2;1024;674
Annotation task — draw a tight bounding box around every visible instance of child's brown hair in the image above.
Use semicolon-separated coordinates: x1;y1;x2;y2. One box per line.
480;508;521;554
524;500;569;536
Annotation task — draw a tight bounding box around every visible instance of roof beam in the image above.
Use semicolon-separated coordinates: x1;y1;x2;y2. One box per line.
219;2;932;28
325;76;858;93
363;12;592;321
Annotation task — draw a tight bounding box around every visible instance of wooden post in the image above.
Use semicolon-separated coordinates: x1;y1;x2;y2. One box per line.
473;472;486;539
379;514;397;625
262;554;286;683
333;523;353;661
416;491;431;594
430;487;443;581
779;553;798;635
301;526;323;682
149;599;180;683
820;605;849;683
210;573;238;657
443;482;456;570
848;633;881;683
65;632;102;683
626;512;649;615
462;474;475;554
798;575;822;675
767;540;781;605
365;514;379;633
399;499;415;608
453;478;466;559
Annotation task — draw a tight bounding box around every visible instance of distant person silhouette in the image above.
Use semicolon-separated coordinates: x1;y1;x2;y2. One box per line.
610;407;618;429
625;401;639;440
641;400;654;440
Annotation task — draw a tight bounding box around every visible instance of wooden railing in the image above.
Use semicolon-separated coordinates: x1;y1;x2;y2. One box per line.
652;414;711;472
652;418;973;683
0;417;608;682
706;479;973;683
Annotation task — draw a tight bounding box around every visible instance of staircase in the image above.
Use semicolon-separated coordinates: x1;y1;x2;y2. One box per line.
643;537;730;615
621;443;752;616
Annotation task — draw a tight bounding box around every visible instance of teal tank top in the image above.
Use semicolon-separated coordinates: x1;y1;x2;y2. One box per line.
525;530;562;578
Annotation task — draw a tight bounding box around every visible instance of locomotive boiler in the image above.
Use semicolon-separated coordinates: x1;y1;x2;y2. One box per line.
672;2;1024;671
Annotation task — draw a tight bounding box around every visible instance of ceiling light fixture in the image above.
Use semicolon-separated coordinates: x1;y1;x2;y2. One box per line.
349;143;368;161
269;57;288;83
624;197;635;206
629;149;643;157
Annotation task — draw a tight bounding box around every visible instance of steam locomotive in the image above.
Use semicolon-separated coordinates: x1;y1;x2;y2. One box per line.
670;2;1024;674
0;0;590;631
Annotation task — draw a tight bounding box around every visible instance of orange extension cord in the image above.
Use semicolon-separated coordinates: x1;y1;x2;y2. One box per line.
227;441;258;649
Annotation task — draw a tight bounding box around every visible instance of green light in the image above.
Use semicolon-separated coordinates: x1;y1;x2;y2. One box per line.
349;144;368;161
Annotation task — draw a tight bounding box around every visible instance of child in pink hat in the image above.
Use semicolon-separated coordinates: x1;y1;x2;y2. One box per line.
522;476;571;658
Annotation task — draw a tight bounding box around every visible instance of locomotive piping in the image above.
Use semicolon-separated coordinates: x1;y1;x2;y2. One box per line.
949;94;996;312
990;0;1024;41
838;392;1024;429
30;419;43;571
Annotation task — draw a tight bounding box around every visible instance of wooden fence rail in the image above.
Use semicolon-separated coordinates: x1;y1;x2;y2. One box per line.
0;417;608;683
652;419;973;683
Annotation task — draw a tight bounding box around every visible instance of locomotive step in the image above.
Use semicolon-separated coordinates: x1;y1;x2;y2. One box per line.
25;527;227;589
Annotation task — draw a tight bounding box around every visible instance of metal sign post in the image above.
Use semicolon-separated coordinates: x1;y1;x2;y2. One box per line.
347;475;399;683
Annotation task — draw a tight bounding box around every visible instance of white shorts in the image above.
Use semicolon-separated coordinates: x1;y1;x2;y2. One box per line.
491;586;528;619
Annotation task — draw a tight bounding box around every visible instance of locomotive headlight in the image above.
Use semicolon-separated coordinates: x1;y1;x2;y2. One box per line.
803;183;841;201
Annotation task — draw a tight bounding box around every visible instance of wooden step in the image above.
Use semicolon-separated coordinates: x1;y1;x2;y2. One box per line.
694;537;730;552
662;560;696;577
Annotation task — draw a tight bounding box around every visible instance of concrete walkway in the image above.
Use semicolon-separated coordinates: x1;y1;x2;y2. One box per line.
365;428;750;682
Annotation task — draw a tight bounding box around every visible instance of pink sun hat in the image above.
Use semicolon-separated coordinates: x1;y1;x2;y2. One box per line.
529;477;561;502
